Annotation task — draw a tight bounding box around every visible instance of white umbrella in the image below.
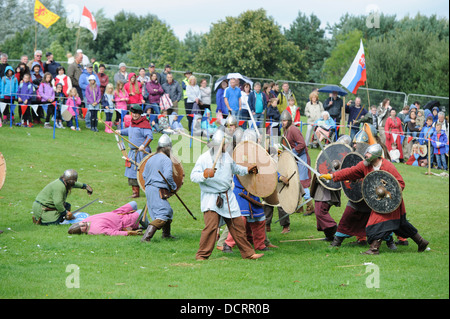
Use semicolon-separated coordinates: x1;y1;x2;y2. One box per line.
214;73;253;91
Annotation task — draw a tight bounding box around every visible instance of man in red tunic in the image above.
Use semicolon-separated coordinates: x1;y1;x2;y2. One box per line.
320;144;429;255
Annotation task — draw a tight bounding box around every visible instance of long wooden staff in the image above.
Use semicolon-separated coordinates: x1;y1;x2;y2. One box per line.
178;130;208;144
99;119;151;155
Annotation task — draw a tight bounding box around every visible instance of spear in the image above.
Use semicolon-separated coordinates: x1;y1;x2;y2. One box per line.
99;119;150;155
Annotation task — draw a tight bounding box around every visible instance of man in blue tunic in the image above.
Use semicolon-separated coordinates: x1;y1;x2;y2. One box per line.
116;105;153;198
141;134;178;242
190;129;264;260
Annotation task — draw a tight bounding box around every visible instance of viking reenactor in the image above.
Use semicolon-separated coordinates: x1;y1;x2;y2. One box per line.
116;105;153;198
67;201;144;236
321;144;429;255
223;129;269;252
32;169;93;225
190;129;263;260
141;134;178;242
280;110;314;222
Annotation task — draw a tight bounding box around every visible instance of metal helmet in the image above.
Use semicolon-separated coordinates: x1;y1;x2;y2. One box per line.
364;144;383;163
158;134;172;148
68;222;84;235
336;134;352;145
62;169;78;183
280;110;292;122
208;128;226;147
353;130;369;143
225;115;238;127
232;127;244;148
242;129;258;143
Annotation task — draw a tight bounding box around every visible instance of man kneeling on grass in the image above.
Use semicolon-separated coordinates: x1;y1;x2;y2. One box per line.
32;169;93;225
68;201;147;236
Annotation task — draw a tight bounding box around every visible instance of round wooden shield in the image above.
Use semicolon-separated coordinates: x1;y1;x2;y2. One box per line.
340;152;365;203
316;143;352;191
277;151;302;214
362;170;402;214
137;152;185;192
233;141;278;198
0;152;6;190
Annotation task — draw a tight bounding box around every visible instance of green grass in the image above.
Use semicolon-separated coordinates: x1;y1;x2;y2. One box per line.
0;113;448;300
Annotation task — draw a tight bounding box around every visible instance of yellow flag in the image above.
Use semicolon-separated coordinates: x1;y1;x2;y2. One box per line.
34;0;60;28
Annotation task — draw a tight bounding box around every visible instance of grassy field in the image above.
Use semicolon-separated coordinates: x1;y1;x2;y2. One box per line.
0;112;448;300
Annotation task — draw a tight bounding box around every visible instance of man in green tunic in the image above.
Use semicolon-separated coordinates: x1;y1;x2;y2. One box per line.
32;169;93;225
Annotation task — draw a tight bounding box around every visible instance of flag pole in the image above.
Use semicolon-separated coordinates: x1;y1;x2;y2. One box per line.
75;27;81;51
34;21;37;52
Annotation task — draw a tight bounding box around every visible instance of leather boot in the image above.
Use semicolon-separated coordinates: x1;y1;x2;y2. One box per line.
329;236;345;247
362;239;382;255
304;200;315;216
130;186;140;198
323;225;337;241
386;238;397;250
411;233;429;252
141;225;158;242
161;220;176;239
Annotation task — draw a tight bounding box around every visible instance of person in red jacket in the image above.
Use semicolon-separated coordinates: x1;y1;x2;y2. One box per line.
320;144;429;255
124;72;145;108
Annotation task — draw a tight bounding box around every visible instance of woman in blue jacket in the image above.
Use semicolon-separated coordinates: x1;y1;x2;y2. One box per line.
1;66;18;123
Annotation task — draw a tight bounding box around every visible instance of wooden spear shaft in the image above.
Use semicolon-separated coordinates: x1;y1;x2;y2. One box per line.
99;119;151;155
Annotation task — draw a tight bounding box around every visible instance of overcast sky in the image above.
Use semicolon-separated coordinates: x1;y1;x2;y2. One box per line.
62;0;449;40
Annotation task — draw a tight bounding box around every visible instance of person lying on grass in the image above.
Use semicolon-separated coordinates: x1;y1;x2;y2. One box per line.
68;201;146;236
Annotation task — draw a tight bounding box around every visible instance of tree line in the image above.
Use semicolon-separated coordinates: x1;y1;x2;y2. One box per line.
1;0;448;97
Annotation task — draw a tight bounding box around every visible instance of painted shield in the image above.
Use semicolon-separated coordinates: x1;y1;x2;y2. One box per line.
340;152;365;203
0;152;6;190
316;143;352;190
362;170;402;214
233;141;278;198
418;144;427;157
137;152;185;192
277;151;302;214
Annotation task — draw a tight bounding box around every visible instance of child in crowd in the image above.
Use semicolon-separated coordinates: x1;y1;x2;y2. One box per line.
54;83;66;129
17;73;35;127
416;109;425;130
85;74;102;132
389;142;401;163
406;143;427;167
1;66;18;124
170;112;184;134
101;83;115;133
266;97;280;135
114;80;129;128
157;109;171;133
431;122;448;170
66;87;82;131
286;96;301;126
39;72;55;129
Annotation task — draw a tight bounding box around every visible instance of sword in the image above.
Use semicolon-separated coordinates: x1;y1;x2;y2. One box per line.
158;170;197;220
274;198;313;224
281;144;321;177
72;198;100;214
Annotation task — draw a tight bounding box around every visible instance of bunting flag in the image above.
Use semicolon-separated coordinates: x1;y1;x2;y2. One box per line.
79;6;98;40
31;105;40;116
20;105;28;116
34;0;60;28
82;108;88;118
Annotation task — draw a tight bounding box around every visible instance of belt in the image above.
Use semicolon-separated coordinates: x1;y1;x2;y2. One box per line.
35;200;57;211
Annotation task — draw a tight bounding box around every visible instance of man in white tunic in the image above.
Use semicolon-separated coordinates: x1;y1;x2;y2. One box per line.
190;129;264;260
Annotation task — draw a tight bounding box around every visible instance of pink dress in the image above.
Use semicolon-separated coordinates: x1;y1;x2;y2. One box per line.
83;202;140;236
66;96;81;116
114;90;129;111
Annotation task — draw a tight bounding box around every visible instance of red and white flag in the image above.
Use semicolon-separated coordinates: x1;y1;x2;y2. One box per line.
79;6;97;40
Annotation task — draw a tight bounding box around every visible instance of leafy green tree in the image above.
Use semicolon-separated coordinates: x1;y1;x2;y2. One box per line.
194;9;307;80
128;19;182;69
284;12;330;82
